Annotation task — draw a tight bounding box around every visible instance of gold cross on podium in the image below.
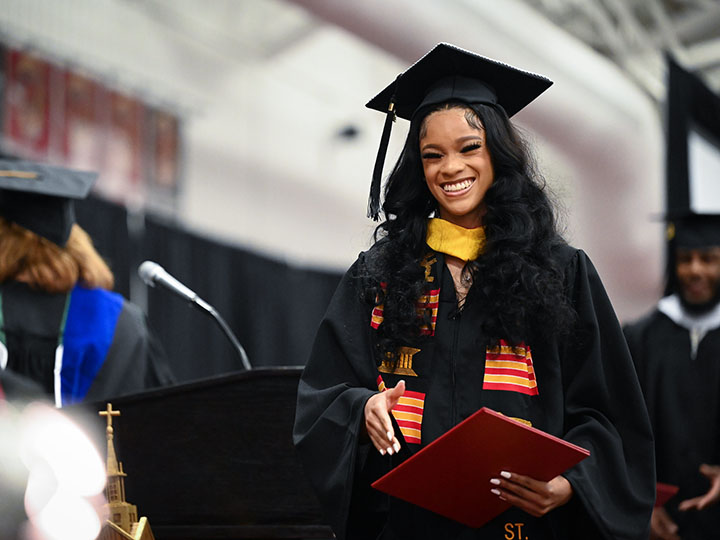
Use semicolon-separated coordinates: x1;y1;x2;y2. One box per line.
99;402;121;435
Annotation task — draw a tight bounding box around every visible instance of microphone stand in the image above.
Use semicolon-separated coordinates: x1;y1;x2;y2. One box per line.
138;261;251;371
191;296;252;371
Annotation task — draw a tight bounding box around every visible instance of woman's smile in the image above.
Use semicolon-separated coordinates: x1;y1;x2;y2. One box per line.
441;177;476;194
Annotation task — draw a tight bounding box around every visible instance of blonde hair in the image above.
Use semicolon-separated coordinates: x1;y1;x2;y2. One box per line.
0;218;114;293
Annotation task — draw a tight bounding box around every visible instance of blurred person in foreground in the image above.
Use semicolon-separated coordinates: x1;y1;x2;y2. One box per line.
0;370;108;540
625;215;720;540
0;160;174;407
294;43;655;539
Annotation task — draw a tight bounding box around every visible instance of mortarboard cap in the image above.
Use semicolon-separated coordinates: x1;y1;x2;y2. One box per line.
0;160;97;247
365;43;553;220
670;215;720;248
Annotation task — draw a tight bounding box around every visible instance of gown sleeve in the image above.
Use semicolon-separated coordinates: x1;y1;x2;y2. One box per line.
622;314;651;383
554;249;655;540
84;298;175;401
293;255;386;540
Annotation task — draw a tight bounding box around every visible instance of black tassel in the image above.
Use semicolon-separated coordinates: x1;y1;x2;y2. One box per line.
368;77;400;221
367;103;395;221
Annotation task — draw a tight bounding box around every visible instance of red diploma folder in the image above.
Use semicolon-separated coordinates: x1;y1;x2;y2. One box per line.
371;407;590;528
655;482;679;507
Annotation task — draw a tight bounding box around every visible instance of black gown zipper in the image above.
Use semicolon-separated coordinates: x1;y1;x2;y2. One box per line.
449;306;462;426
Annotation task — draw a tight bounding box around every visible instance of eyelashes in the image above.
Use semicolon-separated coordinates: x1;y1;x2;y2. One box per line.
461;142;482;153
421;141;483;160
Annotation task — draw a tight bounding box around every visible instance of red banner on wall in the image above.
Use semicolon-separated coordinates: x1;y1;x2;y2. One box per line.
97;91;145;204
2;50;52;159
0;45;182;211
61;70;106;171
150;109;180;191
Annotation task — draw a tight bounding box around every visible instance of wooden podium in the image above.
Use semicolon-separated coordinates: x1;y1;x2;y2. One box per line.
70;367;333;540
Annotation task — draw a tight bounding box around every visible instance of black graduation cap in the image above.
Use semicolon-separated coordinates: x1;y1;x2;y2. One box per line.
669;215;720;248
365;43;553;220
0;160;97;247
664;54;720;250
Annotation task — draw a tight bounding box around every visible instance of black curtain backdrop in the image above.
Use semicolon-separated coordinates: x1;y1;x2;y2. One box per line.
75;198;342;383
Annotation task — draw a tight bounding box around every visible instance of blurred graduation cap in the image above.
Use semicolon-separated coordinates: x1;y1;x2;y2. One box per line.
365;42;553;220
0;160;97;247
665;55;720;249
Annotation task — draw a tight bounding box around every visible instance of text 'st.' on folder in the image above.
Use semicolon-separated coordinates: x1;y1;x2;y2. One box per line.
371;407;590;528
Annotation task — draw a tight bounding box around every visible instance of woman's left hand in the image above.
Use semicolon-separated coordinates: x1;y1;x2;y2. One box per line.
489;472;573;517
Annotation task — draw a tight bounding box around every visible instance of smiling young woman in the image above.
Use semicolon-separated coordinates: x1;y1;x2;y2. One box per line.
418;106;496;303
294;43;655;540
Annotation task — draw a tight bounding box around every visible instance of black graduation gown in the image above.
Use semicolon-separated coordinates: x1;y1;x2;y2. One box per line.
0;368;46;401
0;281;174;404
294;244;655;540
624;308;720;540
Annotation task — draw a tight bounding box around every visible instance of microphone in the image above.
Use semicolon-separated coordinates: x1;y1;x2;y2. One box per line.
138;261;211;311
138;261;251;371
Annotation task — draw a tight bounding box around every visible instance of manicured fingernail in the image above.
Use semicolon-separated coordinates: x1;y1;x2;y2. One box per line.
387;447;394;455
500;471;511;479
491;488;501;496
499;496;507;501
387;431;394;441
393;441;400;453
490;478;501;485
379;448;385;456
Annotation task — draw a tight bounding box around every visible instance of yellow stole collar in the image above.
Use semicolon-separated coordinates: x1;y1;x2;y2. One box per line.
426;218;486;261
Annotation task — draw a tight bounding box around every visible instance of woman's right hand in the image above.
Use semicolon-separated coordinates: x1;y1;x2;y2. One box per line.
650;507;680;540
364;380;406;456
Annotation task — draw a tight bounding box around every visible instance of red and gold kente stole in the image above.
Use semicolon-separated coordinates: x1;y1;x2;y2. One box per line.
370;253;440;336
483;340;539;396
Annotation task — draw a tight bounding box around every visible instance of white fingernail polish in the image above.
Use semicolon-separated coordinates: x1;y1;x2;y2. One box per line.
379;448;385;456
387;447;394;455
491;488;501;496
490;478;500;485
500;471;511;479
393;442;400;453
387;431;394;441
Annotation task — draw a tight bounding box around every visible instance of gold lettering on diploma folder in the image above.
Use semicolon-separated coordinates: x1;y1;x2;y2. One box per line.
504;522;526;540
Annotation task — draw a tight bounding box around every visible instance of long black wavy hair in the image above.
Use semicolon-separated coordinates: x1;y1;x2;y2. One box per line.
364;102;576;354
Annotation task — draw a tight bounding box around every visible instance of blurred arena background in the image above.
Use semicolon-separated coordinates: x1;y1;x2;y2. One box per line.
1;0;719;380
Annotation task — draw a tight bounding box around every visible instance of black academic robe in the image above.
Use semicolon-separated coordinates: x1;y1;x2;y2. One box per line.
625;308;720;540
0;368;46;401
294;244;655;540
0;281;174;405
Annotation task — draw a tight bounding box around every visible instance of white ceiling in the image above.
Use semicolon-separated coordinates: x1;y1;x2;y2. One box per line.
520;0;720;99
